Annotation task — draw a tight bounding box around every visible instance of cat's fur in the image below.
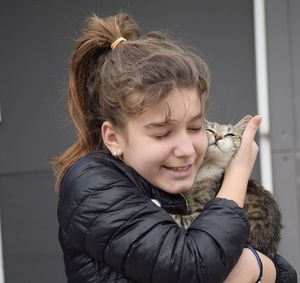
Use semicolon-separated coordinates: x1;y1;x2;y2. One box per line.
171;115;282;258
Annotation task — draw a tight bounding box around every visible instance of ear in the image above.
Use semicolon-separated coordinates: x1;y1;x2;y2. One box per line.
101;121;124;157
234;115;253;134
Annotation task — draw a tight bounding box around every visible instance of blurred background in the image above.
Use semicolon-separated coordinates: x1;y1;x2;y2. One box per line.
0;0;299;282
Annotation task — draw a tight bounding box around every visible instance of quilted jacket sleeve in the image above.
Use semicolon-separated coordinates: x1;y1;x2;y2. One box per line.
273;254;298;283
58;156;250;283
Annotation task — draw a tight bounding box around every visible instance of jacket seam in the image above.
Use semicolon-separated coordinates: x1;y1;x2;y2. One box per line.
84;192;148;268
104;202;150;274
60;164;99;210
176;231;186;283
149;223;175;283
86;191;139;234
66;193;90;234
65;182;117;234
206;199;250;232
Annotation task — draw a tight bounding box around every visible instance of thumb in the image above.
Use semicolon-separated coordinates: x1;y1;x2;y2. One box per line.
240;115;262;147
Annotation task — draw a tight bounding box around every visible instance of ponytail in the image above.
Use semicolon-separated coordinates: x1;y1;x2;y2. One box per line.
54;13;140;191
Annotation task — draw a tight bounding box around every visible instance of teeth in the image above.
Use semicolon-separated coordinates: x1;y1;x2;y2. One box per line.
169;166;189;171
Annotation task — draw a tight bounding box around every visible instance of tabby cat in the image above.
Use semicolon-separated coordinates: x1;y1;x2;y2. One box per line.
171;115;282;258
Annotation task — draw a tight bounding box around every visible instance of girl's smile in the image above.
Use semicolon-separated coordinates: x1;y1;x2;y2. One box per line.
162;164;193;177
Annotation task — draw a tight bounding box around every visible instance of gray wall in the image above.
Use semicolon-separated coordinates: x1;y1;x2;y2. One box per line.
266;0;300;274
0;0;297;282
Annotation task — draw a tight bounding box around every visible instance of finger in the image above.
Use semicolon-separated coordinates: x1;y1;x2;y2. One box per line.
241;115;262;146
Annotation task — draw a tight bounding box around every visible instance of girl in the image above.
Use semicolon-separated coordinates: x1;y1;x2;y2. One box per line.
55;13;296;283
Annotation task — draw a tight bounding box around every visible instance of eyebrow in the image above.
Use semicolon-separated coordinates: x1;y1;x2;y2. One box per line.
190;112;203;122
144;112;203;129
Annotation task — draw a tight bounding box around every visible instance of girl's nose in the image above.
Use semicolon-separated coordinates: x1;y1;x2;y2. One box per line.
173;133;195;158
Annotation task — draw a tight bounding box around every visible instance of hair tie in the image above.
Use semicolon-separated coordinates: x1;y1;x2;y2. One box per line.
111;37;127;49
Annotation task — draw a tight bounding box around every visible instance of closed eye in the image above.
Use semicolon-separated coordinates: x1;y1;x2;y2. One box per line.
206;129;215;134
154;132;171;139
189;127;202;132
225;133;235;137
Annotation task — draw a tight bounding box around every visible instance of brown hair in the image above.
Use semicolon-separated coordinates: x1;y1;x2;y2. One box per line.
54;13;211;191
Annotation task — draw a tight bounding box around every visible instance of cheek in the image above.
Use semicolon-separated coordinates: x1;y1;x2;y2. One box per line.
195;133;208;157
203;132;209;147
125;140;169;169
207;134;215;144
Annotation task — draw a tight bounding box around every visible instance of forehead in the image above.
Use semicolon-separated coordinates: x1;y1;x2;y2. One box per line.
136;87;202;125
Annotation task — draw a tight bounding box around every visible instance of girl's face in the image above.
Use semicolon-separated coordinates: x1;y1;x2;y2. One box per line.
119;88;208;194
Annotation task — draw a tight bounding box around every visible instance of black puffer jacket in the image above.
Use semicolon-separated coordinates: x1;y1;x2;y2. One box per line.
57;151;297;282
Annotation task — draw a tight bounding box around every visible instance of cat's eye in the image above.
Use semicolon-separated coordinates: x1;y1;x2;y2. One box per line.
225;133;235;137
206;129;215;134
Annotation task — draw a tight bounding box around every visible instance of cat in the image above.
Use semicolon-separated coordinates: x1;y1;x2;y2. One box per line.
171;115;282;258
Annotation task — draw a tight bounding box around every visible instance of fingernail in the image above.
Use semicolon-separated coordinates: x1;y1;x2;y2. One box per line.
253;115;262;125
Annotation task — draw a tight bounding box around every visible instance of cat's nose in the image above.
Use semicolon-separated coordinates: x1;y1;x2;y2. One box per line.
215;136;223;142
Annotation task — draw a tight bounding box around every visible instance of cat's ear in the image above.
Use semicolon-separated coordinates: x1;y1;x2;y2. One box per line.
234;115;253;134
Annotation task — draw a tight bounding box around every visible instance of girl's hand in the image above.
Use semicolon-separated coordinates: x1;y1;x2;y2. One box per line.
226;115;262;182
217;115;262;207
